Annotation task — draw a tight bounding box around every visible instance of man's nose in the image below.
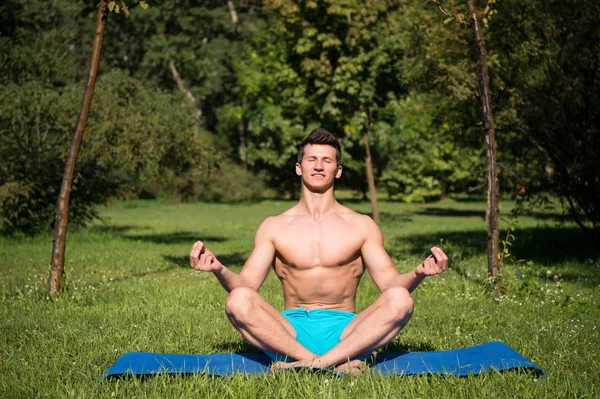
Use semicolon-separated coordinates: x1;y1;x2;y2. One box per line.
314;161;324;170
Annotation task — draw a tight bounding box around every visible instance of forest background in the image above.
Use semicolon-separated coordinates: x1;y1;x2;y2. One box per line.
1;0;599;236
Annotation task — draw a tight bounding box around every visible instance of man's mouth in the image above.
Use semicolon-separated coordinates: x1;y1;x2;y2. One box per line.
312;173;325;178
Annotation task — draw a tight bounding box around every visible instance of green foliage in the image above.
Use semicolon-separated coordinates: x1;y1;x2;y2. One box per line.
487;0;600;234
2;0;600;236
0;71;218;234
499;217;517;266
195;165;267;203
504;261;544;299
0;1;83;86
0;81;81;234
377;94;482;202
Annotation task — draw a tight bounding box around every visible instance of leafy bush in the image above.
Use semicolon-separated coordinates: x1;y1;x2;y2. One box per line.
195;164;266;203
0;71;218;234
377;94;483;202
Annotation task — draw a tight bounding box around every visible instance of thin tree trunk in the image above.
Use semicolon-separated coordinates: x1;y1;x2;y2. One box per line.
362;133;380;224
227;0;246;168
238;121;247;169
49;6;107;293
168;59;202;136
467;0;500;277
227;0;239;25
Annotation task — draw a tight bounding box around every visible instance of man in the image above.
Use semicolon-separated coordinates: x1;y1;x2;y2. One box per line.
189;128;448;373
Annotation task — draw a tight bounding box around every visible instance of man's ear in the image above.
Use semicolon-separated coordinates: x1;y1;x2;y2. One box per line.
296;163;302;176
335;165;342;179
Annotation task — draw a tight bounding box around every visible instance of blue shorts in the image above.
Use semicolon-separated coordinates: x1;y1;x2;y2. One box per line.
265;307;356;362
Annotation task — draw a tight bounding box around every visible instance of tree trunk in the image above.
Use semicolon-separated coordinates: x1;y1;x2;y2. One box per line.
238;120;247;169
48;6;107;293
168;59;202;137
227;0;239;25
238;96;248;169
362;133;380;224
467;0;500;277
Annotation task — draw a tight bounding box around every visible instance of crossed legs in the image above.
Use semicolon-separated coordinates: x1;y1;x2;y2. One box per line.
224;287;317;361
225;286;414;371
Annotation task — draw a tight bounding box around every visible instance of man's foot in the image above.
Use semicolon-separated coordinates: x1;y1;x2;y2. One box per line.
271;359;368;375
334;359;369;375
270;359;313;374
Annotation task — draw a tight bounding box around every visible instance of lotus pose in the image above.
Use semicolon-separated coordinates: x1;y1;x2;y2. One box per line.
190;128;448;374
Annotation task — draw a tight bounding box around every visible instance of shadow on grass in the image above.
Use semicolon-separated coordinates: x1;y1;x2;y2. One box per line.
414;206;565;222
378;340;436;353
90;224;227;245
212;340;263;354
380;212;414;224
337;197;368;204
163;252;248;268
391;226;600;285
355;211;414;224
124;232;226;245
211;339;437;357
414;207;486;219
89;224;152;234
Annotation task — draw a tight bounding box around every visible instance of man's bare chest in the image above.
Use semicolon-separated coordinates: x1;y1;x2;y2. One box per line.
273;220;364;269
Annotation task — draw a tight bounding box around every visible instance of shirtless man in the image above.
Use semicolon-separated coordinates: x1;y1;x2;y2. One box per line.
189;128;448;373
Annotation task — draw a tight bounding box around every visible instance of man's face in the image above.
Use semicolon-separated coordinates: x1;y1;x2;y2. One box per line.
296;144;342;192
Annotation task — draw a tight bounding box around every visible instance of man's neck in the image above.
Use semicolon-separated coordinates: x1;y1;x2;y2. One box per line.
297;186;338;221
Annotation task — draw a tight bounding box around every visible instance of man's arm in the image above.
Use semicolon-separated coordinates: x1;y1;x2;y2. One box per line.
190;217;276;292
359;216;448;293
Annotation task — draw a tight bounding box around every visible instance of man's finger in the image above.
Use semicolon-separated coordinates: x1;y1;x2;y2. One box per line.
189;243;199;267
189;241;205;267
431;247;448;269
430;247;442;262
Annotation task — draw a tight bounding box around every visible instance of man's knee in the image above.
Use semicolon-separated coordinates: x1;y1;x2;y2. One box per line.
225;287;256;323
381;286;414;322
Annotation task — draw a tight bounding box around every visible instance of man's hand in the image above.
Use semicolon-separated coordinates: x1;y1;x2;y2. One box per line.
190;241;224;273
416;246;448;277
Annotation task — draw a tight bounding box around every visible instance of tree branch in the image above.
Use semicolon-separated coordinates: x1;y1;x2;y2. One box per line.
433;0;467;24
433;0;452;18
127;1;141;11
168;59;203;130
227;0;239;25
482;0;493;17
19;16;42;32
169;60;196;106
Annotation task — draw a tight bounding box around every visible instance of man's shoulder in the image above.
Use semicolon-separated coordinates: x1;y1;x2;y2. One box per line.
337;206;383;246
259;210;296;230
336;204;376;226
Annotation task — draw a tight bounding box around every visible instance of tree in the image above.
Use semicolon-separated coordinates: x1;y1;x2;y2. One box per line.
0;1;220;235
433;0;500;277
49;0;155;294
377;93;482;202
260;0;418;220
487;0;600;237
466;0;500;278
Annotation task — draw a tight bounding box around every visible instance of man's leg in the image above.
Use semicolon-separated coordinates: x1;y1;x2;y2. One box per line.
225;287;316;361
275;286;414;370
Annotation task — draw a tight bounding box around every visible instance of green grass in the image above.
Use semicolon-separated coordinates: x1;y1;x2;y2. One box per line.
1;198;599;398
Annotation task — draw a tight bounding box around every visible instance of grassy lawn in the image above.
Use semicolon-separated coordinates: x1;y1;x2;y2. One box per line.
1;198;599;398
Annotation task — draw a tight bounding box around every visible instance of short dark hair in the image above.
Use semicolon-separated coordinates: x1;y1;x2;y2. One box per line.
297;128;342;166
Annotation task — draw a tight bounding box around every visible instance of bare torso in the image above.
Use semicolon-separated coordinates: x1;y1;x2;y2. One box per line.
270;203;368;312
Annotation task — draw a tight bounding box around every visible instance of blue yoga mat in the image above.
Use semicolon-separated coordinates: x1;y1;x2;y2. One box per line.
102;341;544;378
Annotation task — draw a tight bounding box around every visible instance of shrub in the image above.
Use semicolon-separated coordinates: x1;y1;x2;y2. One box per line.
0;71;218;234
196;165;266;203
